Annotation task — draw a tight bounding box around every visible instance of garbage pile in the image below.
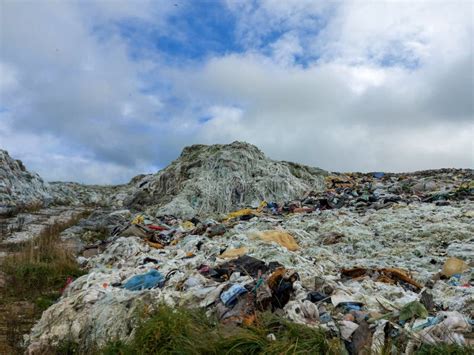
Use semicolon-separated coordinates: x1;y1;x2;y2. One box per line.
122;141;327;218
49;182;126;208
286;169;473;213
0;150;52;216
0;149;130;216
26;168;473;353
1;142;328;219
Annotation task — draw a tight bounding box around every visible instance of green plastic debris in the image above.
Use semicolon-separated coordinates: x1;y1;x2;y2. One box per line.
399;301;428;322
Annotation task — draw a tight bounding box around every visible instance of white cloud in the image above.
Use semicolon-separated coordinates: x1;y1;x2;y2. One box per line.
0;0;472;183
0;0;174;182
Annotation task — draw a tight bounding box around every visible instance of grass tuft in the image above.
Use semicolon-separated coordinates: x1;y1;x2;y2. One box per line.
415;343;474;355
1;219;87;300
100;305;340;355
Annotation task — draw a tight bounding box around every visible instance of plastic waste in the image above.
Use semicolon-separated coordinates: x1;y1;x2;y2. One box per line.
131;215;144;225
224;208;259;221
331;290;359;307
339;320;359;340
122;270;165;291
220;284;247;306
251;230;300;251
219;247;248;259
441;257;469;278
399;301;428;322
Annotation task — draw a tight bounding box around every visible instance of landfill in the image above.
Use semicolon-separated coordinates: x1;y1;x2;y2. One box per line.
26;165;473;353
0;143;472;353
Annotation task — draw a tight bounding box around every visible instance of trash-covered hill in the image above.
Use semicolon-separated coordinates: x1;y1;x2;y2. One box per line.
0;150;53;216
0;150;125;216
123;141;328;218
1;142;327;219
25;167;473;353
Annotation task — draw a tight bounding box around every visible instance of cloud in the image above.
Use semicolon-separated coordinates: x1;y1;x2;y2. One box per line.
0;0;176;182
0;0;472;183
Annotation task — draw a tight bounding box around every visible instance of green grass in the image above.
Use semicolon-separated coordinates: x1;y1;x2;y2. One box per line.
99;305;341;355
39;304;473;355
0;212;89;353
415;343;474;355
1;222;87;301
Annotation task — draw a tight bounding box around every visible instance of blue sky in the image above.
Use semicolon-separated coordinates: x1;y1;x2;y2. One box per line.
0;0;472;184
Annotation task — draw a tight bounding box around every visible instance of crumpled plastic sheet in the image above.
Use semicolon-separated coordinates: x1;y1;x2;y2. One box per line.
405;311;472;352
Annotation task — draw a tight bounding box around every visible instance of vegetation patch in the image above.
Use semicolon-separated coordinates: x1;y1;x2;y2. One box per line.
0;211;89;353
98;305;340;355
57;305;471;355
415;343;474;355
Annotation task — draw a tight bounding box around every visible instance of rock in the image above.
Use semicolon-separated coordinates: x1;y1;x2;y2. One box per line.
420;289;435;312
412;181;437;193
343;313;355;322
0;271;6;288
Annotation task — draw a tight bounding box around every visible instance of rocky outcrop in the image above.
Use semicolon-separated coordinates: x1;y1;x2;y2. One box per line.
125;141;327;218
0;150;52;216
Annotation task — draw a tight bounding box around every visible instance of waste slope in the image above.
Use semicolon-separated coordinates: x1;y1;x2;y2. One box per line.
124;141;327;218
0;150;52;215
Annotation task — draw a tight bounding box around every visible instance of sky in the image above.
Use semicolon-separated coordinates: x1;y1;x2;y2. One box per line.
0;0;473;184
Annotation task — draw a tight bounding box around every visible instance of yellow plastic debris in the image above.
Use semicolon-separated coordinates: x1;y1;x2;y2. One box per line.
219;247;249;259
181;221;195;230
224;201;267;221
224;208;257;221
131;215;144;225
147;241;164;249
256;201;267;212
441;257;469;277
252;230;300;251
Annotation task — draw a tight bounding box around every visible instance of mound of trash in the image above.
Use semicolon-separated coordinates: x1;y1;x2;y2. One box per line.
1;143;327;219
123;141;327;218
0;151;132;214
0;150;53;216
49;182;127;208
26;168;473;353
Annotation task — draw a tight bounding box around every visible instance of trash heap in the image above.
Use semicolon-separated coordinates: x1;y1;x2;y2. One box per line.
26;169;473;353
121;141;327;218
0;150;130;216
0;150;53;216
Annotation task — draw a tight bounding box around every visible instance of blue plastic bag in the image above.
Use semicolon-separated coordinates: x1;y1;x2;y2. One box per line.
220;284;247;306
123;270;165;291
